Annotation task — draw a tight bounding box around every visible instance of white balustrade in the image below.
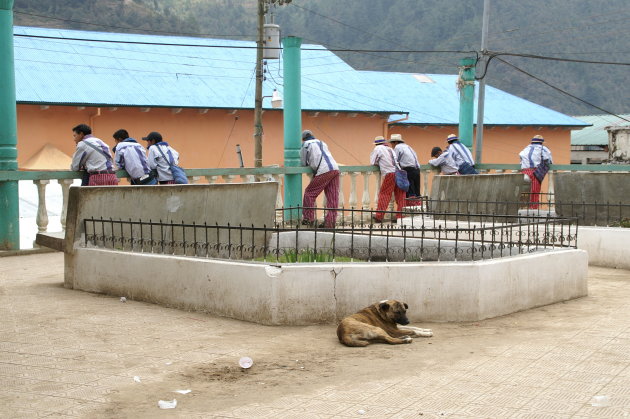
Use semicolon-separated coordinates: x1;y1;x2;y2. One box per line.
58;179;74;231
348;172;358;209
221;175;236;184
204;175;220;184
33;180;50;247
362;172;372;211
337;172;345;209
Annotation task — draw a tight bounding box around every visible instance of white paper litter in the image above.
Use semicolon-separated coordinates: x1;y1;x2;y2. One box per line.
158;399;177;409
165;361;173;365
174;389;192;394
120;297;127;303
357;409;366;415
133;376;141;383
239;357;253;369
591;395;610;407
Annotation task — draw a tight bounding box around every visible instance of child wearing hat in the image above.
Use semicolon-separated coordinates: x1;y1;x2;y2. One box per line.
519;135;553;209
389;134;421;199
370;135;406;223
300;130;340;228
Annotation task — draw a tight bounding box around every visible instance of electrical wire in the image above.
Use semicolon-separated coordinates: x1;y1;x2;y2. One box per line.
495;57;630;123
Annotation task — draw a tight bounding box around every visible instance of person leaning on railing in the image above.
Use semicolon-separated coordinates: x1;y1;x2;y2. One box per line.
299;129;340;228
428;145;459;175
390;133;421;199
519;135;553;209
370;136;406;223
70;123;119;186
112;129;157;185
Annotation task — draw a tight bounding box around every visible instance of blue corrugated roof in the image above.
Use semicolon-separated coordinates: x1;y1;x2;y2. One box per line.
13;26;586;126
571;114;630;145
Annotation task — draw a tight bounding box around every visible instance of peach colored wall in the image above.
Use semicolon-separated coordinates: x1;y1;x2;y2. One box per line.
17;104;571;169
16;105;389;169
388;126;571;166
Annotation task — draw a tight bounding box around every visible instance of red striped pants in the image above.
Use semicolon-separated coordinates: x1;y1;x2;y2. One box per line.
522;168;542;209
302;170;340;228
88;173;119;186
375;172;406;221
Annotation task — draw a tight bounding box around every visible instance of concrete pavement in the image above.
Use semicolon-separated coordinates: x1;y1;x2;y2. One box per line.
1;253;629;418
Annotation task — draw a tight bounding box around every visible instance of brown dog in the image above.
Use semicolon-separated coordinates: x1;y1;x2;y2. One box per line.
337;300;433;347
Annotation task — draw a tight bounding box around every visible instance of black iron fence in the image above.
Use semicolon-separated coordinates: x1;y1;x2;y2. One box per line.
83;207;578;263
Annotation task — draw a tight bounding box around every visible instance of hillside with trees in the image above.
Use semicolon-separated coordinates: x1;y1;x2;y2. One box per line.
13;0;629;116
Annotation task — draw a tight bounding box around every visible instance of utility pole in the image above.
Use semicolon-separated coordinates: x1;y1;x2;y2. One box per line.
253;0;291;168
475;0;490;163
253;0;265;167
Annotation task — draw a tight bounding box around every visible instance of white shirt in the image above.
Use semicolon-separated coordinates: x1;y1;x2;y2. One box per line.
447;141;475;168
394;143;419;169
520;144;553;169
370;144;398;175
114;140;150;180
300;138;339;176
70;135;115;172
147;143;180;181
429;150;459;175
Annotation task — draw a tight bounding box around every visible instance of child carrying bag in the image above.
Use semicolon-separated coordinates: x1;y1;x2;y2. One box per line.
532;146;550;182
157;146;188;184
388;148;410;191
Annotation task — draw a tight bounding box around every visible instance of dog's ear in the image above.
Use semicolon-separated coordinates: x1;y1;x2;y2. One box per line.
404;303;409;309
379;302;390;312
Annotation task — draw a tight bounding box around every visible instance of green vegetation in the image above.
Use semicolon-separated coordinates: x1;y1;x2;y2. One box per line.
13;0;628;116
256;248;356;263
610;218;630;228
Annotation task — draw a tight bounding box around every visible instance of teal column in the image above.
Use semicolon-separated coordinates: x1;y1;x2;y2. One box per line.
458;57;476;150
282;36;302;221
0;0;19;250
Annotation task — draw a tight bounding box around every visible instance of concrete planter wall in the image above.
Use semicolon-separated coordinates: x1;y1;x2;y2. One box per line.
578;226;630;269
69;247;588;325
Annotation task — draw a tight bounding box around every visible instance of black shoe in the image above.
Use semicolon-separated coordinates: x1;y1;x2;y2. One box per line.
301;219;314;226
371;216;383;224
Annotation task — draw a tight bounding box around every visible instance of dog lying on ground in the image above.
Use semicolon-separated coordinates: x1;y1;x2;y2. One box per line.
337;300;433;347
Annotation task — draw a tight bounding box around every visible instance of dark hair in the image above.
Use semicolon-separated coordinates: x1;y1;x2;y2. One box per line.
431;146;442;157
72;124;92;135
112;129;129;141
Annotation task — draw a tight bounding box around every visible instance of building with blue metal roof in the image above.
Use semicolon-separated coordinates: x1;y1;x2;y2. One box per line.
12;26;588;169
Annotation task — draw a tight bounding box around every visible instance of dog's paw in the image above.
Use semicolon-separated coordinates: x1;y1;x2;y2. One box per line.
403;336;413;343
415;329;433;337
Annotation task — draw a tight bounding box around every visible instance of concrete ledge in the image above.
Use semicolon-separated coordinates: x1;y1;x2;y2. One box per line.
69;247;588;325
35;232;65;252
578;226;630;269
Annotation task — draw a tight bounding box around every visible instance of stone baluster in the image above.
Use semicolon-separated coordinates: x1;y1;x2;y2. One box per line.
275;174;284;209
222;175;236;184
204;175;219;184
361;171;372;211
337;171;346;210
33;180;50;246
188;176;201;184
373;171;382;210
58;179;74;231
422;169;431;197
242;174;256;183
348;172;359;208
547;170;555;207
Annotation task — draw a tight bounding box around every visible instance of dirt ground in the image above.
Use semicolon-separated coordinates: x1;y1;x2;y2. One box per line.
2;253;629;418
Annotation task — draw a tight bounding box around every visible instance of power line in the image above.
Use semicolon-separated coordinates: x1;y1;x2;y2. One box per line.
13;33;475;55
488;51;630;66
495;57;630;123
